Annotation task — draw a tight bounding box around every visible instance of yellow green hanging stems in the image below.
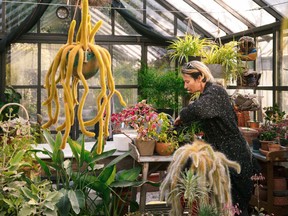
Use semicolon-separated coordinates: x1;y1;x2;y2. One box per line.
42;0;126;153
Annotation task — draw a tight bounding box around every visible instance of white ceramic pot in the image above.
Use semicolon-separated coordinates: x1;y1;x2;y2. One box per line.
113;134;137;151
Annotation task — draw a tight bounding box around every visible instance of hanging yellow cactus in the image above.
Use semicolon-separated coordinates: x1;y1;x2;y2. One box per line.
42;0;126;153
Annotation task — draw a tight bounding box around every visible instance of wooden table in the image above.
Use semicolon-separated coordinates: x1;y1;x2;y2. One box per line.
129;143;173;213
251;150;288;215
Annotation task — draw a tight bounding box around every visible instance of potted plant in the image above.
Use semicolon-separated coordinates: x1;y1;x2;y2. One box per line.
113;100;160;155
138;66;186;116
155;112;179;156
160;140;241;215
202;41;244;82
167;33;211;64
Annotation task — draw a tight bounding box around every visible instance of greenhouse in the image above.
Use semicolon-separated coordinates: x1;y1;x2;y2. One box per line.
0;0;288;215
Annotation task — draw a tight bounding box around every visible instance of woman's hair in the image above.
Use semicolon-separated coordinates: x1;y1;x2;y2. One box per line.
181;60;215;83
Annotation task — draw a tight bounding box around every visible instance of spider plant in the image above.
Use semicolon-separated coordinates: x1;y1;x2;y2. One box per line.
167;33;211;64
203;41;244;82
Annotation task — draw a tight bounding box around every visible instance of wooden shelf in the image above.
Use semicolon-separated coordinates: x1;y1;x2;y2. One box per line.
251;150;288;216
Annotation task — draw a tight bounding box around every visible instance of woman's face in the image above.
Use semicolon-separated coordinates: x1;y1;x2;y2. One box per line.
182;73;203;93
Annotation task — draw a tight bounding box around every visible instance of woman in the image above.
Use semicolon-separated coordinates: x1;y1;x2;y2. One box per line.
174;60;253;215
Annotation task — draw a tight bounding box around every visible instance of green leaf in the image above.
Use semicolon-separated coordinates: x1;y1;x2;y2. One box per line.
116;167;141;181
105;151;130;168
74;190;85;209
20;187;38;201
18;206;36;216
43;129;55;150
67;138;79;163
98;165;116;185
9;150;25;166
68;190;80;214
57;190;71;216
34;155;52;177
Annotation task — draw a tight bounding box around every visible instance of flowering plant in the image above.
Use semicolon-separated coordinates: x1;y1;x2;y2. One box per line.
111;100;160;141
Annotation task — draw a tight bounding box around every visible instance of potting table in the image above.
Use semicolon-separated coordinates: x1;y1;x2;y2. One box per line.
251;150;288;215
129;143;173;213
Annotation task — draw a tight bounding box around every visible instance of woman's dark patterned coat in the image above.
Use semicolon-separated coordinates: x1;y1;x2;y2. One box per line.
179;81;253;211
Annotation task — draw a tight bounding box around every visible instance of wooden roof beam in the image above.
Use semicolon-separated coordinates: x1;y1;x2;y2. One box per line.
253;0;283;21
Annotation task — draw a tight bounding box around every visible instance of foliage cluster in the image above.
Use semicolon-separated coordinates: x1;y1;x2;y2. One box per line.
202;41;244;81
138;66;187;112
167;33;211;63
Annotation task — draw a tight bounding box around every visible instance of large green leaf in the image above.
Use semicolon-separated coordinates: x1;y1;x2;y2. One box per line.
43;129;55;150
105;151;131;168
68;190;80;214
98;165;116;185
34;155;51;177
67;138;80;163
116;167;141;181
57;190;71;216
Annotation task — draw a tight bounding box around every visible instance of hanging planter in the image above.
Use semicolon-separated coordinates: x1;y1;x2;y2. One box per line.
72;51;99;80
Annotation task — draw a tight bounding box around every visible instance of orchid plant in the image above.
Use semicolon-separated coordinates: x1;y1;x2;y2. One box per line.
111;100;160;141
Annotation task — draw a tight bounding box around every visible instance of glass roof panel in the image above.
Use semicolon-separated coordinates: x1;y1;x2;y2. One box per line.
188;0;248;34
5;0;36;33
165;0;226;38
221;0;275;27
146;0;174;37
265;0;288;18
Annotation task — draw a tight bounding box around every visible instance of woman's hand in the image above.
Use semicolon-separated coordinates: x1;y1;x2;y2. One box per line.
174;116;182;126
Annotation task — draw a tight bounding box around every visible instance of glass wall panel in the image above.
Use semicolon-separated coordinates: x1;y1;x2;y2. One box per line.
7;43;38;85
278;91;288;113
147;46;171;68
17;88;37;122
256;34;273;86
40;0;70;33
41;43;62;85
112;45;140;86
112;44;140;111
112;89;138;112
90;7;111;35
280;29;288;86
41;88;65;131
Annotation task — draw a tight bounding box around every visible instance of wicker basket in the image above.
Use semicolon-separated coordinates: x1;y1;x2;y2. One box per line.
237;70;261;87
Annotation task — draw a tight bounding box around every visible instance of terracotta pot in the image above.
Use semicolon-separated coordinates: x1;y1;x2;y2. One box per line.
247;121;260;129
273;177;287;191
135;139;156;156
268;143;281;152
260;140;274;151
155;142;175;156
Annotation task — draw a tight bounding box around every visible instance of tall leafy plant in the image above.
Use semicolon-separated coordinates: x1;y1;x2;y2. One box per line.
33;130;151;215
138;66;186;113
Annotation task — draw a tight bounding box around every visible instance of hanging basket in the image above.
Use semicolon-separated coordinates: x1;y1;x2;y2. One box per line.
237;70;261;87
